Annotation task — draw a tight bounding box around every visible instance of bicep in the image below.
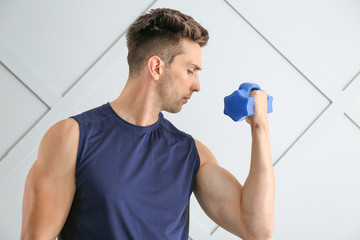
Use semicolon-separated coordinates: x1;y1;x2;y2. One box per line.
193;139;249;239
21;119;79;239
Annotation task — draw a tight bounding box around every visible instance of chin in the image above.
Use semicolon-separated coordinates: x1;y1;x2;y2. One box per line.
167;108;182;114
164;105;182;114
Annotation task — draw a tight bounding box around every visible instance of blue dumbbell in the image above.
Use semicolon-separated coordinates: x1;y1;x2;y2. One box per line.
224;82;273;121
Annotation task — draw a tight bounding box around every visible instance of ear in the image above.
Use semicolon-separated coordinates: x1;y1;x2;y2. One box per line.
147;56;163;81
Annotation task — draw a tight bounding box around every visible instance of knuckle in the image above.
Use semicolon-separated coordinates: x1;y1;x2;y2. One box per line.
250;90;266;97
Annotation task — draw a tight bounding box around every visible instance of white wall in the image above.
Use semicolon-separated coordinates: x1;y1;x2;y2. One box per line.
1;0;359;239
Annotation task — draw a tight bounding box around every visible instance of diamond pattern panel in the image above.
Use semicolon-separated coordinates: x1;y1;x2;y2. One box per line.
273;112;360;239
248;0;360;91
0;0;155;97
0;62;48;161
343;74;360;128
0;150;36;238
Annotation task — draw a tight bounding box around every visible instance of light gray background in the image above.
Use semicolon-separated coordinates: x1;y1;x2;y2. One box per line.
1;0;360;239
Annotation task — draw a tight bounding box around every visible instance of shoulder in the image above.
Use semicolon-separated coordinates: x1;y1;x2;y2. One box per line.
37;118;79;173
70;103;111;127
194;139;219;168
160;114;193;140
44;118;79;146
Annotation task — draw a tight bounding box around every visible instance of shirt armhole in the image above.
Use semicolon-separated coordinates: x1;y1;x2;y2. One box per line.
189;137;200;197
69;116;83;182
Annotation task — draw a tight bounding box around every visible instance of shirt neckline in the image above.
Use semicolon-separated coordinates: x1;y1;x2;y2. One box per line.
105;102;163;131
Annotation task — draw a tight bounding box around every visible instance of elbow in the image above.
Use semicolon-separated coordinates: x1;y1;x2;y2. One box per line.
241;219;274;240
245;228;274;240
241;213;274;240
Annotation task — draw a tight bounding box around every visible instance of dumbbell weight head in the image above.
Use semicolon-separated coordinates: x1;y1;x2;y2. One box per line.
224;82;273;121
267;95;273;114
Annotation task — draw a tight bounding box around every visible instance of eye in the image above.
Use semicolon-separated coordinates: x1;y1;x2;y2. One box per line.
188;69;194;75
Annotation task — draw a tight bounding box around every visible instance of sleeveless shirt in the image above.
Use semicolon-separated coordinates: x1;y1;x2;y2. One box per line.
58;102;200;240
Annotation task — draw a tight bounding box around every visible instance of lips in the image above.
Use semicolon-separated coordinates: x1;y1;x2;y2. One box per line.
183;97;190;103
183;94;191;103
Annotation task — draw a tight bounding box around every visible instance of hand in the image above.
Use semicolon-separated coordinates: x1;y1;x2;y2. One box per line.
245;90;269;128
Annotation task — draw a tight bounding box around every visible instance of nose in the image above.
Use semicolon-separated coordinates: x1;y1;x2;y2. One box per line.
192;76;200;92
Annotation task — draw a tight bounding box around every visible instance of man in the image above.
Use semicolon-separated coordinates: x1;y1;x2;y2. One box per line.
21;8;274;240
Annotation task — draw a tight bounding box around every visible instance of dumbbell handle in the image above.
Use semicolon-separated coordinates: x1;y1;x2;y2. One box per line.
240;83;273;116
224;83;273;121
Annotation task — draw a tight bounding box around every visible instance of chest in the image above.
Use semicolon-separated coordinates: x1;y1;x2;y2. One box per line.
76;139;196;215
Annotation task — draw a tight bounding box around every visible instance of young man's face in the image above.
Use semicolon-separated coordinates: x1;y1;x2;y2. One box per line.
158;38;202;113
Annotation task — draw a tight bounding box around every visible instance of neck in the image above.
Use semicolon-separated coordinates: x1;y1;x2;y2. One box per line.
110;75;161;127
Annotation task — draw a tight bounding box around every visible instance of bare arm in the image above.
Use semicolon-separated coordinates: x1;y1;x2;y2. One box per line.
21;118;79;240
242;90;275;238
193;89;274;240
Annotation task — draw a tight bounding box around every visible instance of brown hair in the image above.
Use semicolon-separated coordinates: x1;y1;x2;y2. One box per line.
126;8;209;77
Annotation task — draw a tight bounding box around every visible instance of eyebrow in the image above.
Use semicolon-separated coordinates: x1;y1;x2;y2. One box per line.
189;64;202;71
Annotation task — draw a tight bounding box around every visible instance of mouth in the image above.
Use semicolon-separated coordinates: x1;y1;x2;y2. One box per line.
182;93;192;104
183;97;190;103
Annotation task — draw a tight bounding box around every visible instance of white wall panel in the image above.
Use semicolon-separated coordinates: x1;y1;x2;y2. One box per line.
75;42;129;113
344;74;360;127
273;113;360;239
0;40;61;107
0;0;155;96
0;150;36;240
0;62;48;160
249;0;360;90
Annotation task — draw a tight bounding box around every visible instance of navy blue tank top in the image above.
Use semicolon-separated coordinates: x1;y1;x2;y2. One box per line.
58;102;200;240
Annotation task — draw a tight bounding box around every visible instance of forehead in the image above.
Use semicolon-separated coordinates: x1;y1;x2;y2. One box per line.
174;39;202;67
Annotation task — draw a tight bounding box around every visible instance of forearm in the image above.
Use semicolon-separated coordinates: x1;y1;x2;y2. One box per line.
241;122;275;238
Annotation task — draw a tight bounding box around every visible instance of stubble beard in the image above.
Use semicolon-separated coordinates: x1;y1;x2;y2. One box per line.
157;70;182;114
